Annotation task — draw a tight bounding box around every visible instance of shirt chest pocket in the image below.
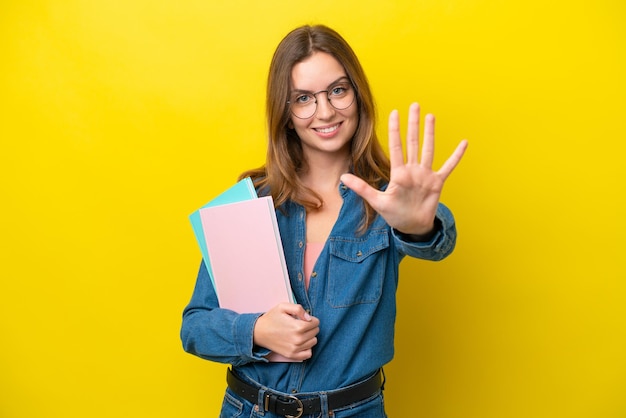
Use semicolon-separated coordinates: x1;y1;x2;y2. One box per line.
326;230;390;308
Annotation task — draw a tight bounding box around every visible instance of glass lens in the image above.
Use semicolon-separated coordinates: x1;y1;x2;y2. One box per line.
289;83;355;119
291;94;317;119
328;84;354;111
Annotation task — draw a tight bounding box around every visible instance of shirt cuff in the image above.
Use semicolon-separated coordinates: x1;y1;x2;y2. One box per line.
392;203;457;260
232;312;270;362
394;216;443;243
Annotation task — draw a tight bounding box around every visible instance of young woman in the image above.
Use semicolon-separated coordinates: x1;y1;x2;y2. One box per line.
181;24;467;417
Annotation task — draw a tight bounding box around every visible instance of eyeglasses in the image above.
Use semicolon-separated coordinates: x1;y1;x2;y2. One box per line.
287;80;356;119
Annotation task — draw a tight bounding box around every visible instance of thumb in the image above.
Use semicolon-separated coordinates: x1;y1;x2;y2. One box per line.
282;303;312;321
340;173;379;206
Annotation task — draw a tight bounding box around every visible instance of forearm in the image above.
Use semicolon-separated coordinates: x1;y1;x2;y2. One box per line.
180;261;270;366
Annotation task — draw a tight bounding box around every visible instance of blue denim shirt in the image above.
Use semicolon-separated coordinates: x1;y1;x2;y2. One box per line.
181;182;457;393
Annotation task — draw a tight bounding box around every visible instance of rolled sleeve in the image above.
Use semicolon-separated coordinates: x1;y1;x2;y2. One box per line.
232;313;272;363
392;203;458;261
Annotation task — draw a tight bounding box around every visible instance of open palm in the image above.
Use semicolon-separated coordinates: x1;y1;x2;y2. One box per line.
341;103;468;236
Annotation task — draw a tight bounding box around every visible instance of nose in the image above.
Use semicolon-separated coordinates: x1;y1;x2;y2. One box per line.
314;94;335;120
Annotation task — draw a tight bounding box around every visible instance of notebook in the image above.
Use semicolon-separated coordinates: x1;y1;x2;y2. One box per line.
198;196;294;313
189;178;257;289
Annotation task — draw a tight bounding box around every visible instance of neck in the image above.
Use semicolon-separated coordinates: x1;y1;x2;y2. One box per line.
300;152;350;192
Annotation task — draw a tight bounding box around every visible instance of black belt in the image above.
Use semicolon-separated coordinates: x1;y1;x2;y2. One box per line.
226;368;384;418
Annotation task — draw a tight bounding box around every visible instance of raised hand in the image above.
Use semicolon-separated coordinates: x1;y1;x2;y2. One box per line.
341;103;467;236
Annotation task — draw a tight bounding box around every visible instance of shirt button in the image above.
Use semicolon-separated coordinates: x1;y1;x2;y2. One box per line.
311;272;317;278
297;272;302;281
356;250;363;257
298;241;303;248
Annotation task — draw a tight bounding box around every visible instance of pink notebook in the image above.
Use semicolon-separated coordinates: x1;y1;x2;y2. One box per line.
199;196;294;313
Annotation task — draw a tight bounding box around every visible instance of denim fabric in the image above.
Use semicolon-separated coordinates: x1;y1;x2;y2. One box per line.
181;182;457;406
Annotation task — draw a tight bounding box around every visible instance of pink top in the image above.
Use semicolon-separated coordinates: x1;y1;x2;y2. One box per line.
304;242;324;290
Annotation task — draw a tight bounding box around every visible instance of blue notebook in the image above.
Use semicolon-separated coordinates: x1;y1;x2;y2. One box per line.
189;178;257;289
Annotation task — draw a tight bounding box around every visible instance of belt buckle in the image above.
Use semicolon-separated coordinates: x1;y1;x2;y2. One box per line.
284;395;304;418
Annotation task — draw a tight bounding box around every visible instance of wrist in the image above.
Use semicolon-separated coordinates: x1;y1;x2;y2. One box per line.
396;217;442;242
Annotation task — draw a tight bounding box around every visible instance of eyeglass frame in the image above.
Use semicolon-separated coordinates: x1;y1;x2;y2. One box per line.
286;77;356;119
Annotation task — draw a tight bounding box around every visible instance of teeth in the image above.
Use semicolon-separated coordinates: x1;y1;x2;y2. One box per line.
315;124;339;134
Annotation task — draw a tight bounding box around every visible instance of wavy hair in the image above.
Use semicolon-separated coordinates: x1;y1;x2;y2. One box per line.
240;25;390;231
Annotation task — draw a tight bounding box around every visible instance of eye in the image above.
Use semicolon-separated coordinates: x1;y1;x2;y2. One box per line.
330;85;349;97
295;94;314;105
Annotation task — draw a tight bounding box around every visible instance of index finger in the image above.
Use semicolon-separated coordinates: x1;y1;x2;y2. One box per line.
388;109;405;169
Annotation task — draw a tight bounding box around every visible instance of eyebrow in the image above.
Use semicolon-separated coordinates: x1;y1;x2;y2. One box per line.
290;76;351;94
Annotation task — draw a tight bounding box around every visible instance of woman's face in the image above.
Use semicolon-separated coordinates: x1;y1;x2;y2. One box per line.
289;51;358;161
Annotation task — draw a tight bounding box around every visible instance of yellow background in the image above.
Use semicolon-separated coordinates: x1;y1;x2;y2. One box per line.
1;1;624;417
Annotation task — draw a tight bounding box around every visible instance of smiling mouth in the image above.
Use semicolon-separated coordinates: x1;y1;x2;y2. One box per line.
314;123;341;134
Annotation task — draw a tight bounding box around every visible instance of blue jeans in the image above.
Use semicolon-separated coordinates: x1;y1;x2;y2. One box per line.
219;387;387;418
